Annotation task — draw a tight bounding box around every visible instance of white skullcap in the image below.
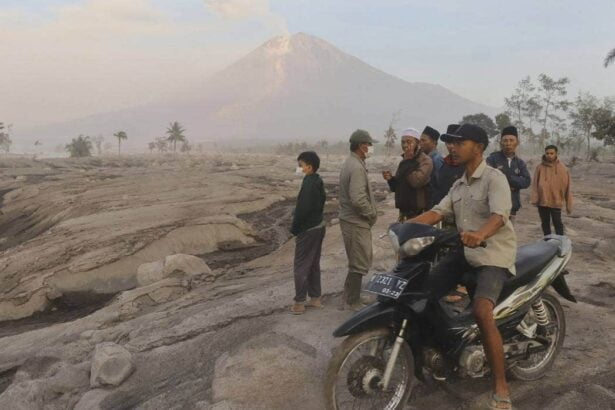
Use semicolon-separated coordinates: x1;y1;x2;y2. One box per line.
400;128;420;140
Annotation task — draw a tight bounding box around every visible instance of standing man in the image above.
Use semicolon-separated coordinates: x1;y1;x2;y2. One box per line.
410;124;516;410
419;125;443;207
486;126;531;221
339;129;379;310
432;124;464;206
382;128;433;221
530;145;573;235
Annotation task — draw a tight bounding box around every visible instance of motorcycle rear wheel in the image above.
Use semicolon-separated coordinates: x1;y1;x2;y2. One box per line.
509;290;565;381
324;328;415;410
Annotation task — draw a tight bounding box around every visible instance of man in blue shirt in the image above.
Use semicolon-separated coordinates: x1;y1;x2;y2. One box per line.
419;126;443;207
486;126;531;220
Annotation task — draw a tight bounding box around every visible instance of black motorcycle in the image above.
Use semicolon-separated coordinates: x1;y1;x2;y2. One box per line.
324;223;576;410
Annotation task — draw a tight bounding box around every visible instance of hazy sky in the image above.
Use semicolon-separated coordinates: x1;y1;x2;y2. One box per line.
1;0;614;128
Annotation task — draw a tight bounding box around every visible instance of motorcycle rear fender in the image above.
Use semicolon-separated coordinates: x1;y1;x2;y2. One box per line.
551;274;577;303
332;303;398;337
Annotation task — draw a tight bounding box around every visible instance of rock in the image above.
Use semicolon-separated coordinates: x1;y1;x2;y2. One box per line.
330;218;339;226
74;389;112;410
136;254;211;287
90;342;134;387
117;278;190;319
136;260;165;286
0;381;45;410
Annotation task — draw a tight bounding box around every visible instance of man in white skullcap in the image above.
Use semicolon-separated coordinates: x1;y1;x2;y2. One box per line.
382;128;434;221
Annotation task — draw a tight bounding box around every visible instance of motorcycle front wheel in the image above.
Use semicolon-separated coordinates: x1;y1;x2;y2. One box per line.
324;328;415;410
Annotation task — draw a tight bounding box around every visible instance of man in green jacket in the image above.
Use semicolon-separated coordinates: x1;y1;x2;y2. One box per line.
290;151;326;315
338;129;378;310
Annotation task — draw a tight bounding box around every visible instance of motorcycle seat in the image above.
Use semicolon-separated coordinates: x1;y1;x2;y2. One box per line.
460;239;560;297
506;239;559;289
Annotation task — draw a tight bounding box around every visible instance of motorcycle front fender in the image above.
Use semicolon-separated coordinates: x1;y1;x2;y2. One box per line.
332;302;398;337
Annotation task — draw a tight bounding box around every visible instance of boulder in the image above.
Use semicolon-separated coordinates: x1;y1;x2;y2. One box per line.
137;254;211;287
90;342;134;387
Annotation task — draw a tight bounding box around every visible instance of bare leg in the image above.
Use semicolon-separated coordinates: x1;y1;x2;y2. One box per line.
473;298;510;400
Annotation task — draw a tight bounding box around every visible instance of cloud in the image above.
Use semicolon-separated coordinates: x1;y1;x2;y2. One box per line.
203;0;287;34
0;0;241;128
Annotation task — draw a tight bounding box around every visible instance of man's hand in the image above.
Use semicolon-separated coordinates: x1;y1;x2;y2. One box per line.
403;149;415;160
461;231;486;248
382;170;393;181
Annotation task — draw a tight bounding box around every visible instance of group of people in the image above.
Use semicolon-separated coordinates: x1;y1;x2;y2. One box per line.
287;123;574;409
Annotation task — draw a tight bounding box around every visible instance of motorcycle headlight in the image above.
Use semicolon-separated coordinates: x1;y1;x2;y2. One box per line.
400;236;435;257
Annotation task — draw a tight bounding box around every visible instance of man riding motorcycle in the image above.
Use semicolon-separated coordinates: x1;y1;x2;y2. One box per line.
410;123;516;410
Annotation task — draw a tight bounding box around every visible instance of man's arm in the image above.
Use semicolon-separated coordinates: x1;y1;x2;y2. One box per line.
406;155;433;188
461;213;505;248
463;172;511;247
349;167;377;220
507;159;531;190
409;210;443;225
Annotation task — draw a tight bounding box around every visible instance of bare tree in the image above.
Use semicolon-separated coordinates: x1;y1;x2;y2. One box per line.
92;135;105;156
0;122;13;153
604;48;615;68
536;74;570;146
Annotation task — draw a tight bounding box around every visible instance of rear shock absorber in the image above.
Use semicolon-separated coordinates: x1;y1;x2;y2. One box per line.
532;299;550;326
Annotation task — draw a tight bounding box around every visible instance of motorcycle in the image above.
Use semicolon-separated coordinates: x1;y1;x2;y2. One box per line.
324;222;576;409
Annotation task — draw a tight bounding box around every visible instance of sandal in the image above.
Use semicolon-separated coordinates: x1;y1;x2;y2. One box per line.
488;393;512;410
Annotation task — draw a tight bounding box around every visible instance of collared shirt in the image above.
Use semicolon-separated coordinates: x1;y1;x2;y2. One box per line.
432;160;517;274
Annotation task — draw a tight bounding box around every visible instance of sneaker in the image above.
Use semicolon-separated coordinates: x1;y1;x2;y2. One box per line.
290;303;305;315
306;297;323;308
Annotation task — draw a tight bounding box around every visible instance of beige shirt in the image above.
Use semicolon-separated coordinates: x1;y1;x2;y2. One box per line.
433;160;517;274
338;153;378;228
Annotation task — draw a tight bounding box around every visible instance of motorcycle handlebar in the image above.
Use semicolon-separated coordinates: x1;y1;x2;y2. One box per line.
438;230;487;248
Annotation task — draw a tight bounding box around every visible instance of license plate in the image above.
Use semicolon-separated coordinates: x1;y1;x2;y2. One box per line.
364;274;408;299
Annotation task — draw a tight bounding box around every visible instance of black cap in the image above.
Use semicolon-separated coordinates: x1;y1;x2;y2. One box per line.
501;126;518;138
446;124;460;134
441;123;489;148
440;124;460;141
421;126;440;142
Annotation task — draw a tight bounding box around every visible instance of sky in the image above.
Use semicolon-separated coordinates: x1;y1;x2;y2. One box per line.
1;0;614;128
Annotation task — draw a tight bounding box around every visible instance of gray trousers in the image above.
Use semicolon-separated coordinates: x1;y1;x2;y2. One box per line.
293;226;326;302
340;220;373;304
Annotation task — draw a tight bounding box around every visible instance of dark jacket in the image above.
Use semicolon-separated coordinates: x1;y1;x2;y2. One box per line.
428;151;444;207
291;173;326;235
432;155;464;206
387;152;433;216
486;151;531;214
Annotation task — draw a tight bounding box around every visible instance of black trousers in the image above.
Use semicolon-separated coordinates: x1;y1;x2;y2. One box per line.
538;206;564;235
293;226;326;302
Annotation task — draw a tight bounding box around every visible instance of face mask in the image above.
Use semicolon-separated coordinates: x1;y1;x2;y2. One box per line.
295;166;304;175
366;145;374;158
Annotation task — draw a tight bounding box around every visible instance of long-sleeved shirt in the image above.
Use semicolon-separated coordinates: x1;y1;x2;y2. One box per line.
291;173;326;236
338;153;377;228
486;151;531;214
530;157;573;213
387;152;433;216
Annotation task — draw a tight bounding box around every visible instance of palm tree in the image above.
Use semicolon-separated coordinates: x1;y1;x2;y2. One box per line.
114;131;128;156
166;121;186;153
605;48;615;68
